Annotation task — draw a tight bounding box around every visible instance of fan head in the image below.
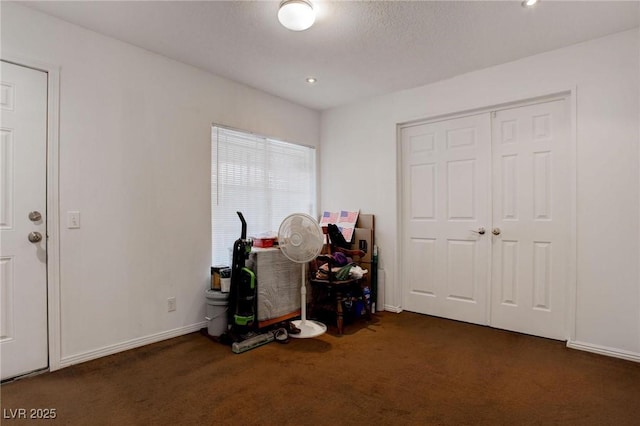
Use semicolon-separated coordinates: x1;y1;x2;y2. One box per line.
278;213;323;263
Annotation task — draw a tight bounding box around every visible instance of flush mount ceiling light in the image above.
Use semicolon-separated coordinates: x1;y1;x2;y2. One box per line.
278;0;316;31
306;77;317;84
522;0;539;7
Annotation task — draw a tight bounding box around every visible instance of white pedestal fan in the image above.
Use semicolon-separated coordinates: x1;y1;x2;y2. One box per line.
278;213;326;338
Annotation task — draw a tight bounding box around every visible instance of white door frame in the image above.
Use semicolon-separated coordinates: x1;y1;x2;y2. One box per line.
396;88;577;342
2;54;62;372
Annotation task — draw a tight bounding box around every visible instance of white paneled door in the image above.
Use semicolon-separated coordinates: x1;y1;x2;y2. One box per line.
401;98;570;340
491;99;570;340
401;113;491;325
0;61;48;380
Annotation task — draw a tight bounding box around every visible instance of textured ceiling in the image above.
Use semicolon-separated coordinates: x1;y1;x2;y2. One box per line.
25;1;640;111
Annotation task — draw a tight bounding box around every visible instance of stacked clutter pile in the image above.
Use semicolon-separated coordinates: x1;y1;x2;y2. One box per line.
312;214;376;323
314;252;367;281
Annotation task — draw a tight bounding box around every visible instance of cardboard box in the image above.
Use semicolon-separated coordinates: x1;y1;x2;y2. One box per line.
356;214;375;230
352;227;373;263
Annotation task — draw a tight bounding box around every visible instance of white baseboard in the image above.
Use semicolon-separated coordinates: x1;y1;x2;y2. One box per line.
59;322;207;369
567;340;640;363
383;305;403;313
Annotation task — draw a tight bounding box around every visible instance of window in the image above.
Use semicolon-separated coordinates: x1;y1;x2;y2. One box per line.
211;126;316;264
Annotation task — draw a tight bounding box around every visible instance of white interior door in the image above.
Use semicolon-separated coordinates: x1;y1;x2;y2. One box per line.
490;99;569;340
0;60;48;380
401;113;491;325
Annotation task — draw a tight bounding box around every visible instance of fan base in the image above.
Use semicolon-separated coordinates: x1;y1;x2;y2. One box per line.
289;319;327;339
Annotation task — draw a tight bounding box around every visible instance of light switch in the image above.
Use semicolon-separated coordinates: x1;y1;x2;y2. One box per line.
67;211;80;229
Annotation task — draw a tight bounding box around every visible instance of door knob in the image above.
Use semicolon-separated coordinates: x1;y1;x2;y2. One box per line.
29;211;42;222
471;227;486;235
28;231;43;243
492;228;501;236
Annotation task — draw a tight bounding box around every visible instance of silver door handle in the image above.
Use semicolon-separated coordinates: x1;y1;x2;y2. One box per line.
492;228;501;236
471;227;485;235
28;231;43;243
29;211;42;222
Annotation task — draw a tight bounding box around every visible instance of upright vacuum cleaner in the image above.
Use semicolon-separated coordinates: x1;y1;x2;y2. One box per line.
229;212;256;334
227;212;260;342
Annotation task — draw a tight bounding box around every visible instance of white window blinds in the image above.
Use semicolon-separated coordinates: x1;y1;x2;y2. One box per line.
211;126;316;264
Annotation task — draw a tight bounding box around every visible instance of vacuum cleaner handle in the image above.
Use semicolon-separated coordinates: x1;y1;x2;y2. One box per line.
237;211;247;239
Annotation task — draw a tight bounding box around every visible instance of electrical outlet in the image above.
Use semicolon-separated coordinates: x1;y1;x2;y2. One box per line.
167;297;176;312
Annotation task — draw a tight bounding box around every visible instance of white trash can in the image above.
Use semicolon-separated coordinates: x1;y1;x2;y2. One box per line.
205;289;229;337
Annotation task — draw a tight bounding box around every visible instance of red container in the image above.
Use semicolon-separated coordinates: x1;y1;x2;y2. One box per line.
253;238;275;248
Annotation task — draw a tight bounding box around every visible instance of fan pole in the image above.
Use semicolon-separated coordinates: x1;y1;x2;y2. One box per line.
290;258;326;338
300;263;307;324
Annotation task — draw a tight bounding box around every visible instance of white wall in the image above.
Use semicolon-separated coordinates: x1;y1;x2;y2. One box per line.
2;3;320;366
321;29;640;359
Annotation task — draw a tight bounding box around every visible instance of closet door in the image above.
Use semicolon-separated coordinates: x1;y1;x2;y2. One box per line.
490;99;570;340
401;113;491;325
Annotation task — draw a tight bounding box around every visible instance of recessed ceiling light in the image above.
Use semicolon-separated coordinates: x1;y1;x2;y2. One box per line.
306;77;317;84
522;0;539;7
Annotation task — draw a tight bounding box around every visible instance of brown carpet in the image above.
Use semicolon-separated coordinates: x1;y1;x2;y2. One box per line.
1;312;639;425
